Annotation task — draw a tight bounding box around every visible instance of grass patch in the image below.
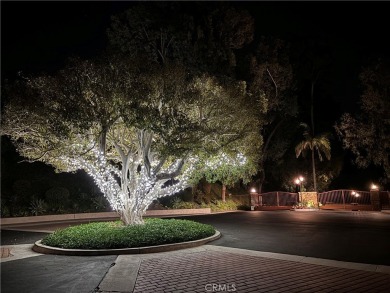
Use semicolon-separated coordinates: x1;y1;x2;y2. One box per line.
41;218;216;249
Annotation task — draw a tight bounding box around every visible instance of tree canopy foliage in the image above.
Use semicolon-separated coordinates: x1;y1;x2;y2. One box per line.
107;2;254;75
248;37;297;192
335;60;390;183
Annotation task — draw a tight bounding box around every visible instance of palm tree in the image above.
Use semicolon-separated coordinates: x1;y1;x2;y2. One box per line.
295;123;331;191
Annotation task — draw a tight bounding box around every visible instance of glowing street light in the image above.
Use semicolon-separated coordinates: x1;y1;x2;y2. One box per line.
249;188;258;210
351;191;360;197
294;176;304;193
371;184;379;191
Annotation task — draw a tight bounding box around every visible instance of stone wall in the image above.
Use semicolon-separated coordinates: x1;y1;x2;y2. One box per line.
299;192;318;205
370;190;381;211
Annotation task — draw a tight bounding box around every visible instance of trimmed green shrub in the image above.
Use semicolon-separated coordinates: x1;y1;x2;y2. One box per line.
42;218;216;249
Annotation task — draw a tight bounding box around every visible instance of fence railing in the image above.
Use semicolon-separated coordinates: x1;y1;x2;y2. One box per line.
379;191;390;207
318;190;371;205
257;191;298;206
252;190;389;209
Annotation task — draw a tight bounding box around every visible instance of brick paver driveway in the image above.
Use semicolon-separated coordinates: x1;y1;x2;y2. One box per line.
131;246;390;293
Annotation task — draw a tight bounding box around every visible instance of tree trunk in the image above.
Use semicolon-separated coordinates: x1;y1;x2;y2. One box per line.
120;207;144;225
221;184;226;202
86;134;191;226
259;119;284;195
191;184;197;202
311;81;315;136
312;148;317;191
258;170;265;194
205;182;212;195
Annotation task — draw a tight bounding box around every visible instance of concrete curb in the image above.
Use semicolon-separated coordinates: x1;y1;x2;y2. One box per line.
98;255;141;293
293;208;320;212
32;230;221;256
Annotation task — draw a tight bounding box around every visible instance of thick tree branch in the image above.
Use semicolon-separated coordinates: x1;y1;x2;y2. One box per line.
138;129;153;176
153;157;166;174
266;68;278;99
156;159;185;180
262;118;285;162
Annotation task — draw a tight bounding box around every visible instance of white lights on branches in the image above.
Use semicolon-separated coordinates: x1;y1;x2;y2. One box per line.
205;152;247;170
60;142;248;224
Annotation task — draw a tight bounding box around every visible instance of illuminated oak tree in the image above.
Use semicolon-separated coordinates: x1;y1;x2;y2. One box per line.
107;2;260;202
2;56;257;225
2;3;261;225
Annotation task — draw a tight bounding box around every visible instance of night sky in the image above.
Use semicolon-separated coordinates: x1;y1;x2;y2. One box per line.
2;1;389;190
3;2;389;112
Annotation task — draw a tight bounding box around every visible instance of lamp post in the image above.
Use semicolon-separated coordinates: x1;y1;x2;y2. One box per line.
294;178;301;193
294;176;304;203
299;176;304;191
294;176;304;192
369;183;381;211
250;188;258;210
370;184;379;191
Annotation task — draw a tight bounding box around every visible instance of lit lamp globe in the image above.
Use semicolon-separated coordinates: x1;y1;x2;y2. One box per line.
250;188;257;193
351;191;359;198
370;184;379;191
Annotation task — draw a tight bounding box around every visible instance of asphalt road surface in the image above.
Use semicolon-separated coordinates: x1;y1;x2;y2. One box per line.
176;210;390;266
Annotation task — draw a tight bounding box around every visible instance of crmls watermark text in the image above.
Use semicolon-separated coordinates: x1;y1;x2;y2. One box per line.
205;283;237;292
